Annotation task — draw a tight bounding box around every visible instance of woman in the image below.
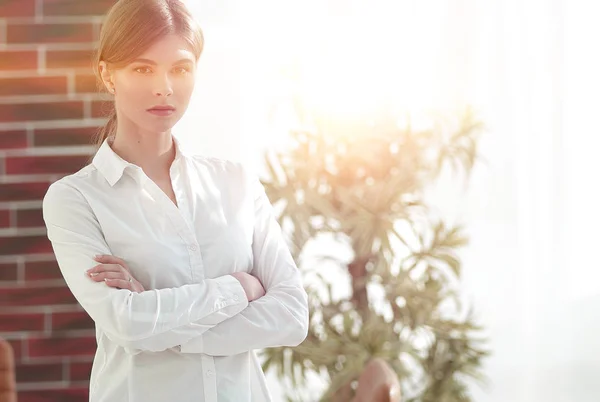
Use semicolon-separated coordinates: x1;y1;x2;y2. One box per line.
41;1;309;401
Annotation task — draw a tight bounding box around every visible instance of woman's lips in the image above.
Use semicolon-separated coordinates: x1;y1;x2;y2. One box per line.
147;108;175;117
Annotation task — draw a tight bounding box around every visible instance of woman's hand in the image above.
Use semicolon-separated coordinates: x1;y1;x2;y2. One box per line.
230;272;265;302
87;255;145;293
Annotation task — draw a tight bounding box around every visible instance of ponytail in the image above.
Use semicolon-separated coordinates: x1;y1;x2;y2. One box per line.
93;103;117;148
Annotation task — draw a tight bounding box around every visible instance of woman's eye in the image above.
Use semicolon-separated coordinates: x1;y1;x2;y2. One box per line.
174;66;190;74
134;67;152;74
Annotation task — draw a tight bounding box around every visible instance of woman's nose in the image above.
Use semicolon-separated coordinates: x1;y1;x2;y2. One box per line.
154;76;173;97
155;88;173;97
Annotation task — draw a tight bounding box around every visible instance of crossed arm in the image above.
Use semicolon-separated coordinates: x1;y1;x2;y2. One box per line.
42;165;308;356
177;167;309;356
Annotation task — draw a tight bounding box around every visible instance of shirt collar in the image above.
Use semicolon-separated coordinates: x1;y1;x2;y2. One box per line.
92;135;186;187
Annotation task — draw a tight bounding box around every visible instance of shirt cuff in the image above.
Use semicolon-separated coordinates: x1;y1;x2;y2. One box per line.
215;274;248;310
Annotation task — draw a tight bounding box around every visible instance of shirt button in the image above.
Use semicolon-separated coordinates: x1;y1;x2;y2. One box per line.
188;244;198;251
233;294;239;301
206;370;214;377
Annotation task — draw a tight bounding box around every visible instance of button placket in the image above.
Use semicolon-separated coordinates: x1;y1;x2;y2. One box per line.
169;160;187;216
140;173;202;281
170;159;208;281
201;356;217;401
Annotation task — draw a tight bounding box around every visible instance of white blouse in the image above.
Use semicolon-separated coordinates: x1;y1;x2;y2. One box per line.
42;136;309;402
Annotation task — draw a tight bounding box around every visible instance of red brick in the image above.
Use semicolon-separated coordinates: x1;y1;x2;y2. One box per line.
46;50;94;69
6;339;23;363
52;311;94;331
0;102;84;123
16;208;44;228
5;154;90;175
0;76;68;96
75;74;99;93
0;130;28;150
91;100;113;118
15;362;64;383
0;262;18;281
33;126;98;147
19;388;89;402
24;260;62;281
0;284;76;307
43;0;116;16
0;312;46;332
0;51;38;71
7;23;94;44
0;0;36;17
0;210;10;228
28;335;96;358
0;235;53;256
68;360;92;382
0;182;51;202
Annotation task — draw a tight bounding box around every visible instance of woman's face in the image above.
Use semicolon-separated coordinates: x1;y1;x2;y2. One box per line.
100;34;197;135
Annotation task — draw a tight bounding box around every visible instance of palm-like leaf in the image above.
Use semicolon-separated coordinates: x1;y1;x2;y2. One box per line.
260;106;488;401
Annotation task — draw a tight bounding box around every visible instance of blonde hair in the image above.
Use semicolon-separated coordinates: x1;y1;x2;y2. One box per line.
92;0;204;147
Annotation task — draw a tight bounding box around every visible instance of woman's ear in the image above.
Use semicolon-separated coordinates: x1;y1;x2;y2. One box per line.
98;61;115;93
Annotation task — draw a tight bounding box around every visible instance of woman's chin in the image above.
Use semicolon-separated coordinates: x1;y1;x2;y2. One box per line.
139;118;180;133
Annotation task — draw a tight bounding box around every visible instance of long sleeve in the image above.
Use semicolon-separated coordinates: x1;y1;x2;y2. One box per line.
42;180;248;353
179;165;309;356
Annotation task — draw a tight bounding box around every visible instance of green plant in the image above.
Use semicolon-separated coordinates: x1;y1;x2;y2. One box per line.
260;106;489;401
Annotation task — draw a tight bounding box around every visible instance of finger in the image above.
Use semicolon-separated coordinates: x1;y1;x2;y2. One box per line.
86;263;125;275
104;278;132;290
88;271;128;282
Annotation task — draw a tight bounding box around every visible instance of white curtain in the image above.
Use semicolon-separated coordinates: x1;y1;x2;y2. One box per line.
180;1;599;401
439;2;599;401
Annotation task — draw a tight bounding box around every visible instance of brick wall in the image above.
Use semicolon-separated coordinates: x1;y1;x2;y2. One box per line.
0;1;116;401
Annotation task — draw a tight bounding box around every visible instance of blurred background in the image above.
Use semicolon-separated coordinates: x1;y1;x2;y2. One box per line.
1;0;599;401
